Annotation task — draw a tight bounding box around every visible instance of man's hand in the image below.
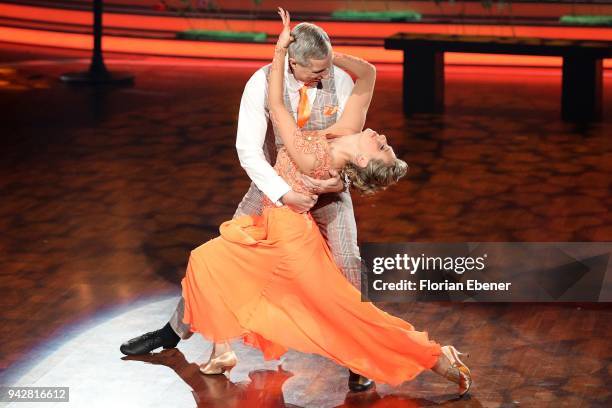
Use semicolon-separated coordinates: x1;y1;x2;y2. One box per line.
301;169;344;194
281;190;318;213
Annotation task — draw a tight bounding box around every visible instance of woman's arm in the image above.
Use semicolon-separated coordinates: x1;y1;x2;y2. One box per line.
267;8;320;174
323;53;376;136
268;44;298;149
268;8;298;148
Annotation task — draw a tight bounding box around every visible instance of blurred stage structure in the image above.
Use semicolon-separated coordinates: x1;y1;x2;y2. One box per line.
0;0;611;67
385;33;611;120
59;0;134;85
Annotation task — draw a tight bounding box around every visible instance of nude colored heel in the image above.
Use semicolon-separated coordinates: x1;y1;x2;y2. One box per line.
441;345;472;397
199;351;237;375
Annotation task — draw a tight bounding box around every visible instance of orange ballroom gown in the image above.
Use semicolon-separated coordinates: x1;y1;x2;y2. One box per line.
181;130;441;386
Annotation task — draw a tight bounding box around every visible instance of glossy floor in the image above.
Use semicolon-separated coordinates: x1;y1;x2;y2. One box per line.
0;43;610;407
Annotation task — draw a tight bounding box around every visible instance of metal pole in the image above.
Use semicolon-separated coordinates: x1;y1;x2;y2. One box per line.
61;0;133;85
89;0;108;77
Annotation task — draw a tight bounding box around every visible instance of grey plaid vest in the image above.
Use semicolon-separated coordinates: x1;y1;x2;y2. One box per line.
233;65;362;288
261;63;339;164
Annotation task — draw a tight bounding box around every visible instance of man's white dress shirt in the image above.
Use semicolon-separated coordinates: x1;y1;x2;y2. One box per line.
235;58;354;204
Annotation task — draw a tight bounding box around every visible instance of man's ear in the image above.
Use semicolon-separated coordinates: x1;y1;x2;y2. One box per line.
288;57;297;68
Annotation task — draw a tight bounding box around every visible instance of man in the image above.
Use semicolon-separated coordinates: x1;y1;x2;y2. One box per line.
120;22;373;392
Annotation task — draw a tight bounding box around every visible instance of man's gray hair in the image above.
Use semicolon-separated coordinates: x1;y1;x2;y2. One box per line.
288;23;332;66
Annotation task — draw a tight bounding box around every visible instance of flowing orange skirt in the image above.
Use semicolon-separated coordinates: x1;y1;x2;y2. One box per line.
181;206;441;385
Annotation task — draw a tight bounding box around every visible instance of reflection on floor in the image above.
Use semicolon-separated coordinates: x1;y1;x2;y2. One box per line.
0;43;610;407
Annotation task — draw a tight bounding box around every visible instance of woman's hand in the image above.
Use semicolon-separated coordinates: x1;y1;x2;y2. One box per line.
276;7;294;49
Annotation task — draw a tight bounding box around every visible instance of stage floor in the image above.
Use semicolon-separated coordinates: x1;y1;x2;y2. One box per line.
0;43;610;407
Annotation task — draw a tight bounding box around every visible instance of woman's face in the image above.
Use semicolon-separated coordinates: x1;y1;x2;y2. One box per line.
356;128;396;167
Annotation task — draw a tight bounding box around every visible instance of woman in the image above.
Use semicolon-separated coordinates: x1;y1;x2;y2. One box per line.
181;8;472;396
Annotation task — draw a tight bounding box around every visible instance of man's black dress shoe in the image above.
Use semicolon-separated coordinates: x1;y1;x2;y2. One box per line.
348;369;375;392
120;329;179;355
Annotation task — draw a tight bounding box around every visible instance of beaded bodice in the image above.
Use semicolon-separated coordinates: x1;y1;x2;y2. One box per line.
262;129;332;208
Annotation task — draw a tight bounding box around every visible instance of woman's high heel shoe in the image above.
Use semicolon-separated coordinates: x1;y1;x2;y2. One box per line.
440;345;472;397
199;351;238;375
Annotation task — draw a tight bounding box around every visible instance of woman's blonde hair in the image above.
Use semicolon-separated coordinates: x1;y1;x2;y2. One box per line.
341;158;409;195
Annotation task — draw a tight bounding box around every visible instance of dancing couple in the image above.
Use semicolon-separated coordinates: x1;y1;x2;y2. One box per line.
121;8;472;397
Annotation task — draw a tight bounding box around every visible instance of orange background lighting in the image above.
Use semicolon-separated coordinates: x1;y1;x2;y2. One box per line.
0;3;610;68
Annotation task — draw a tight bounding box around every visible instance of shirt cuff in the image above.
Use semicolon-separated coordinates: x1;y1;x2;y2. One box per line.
268;184;292;206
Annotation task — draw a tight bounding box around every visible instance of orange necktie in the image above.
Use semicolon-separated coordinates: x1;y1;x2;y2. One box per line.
297;85;311;128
